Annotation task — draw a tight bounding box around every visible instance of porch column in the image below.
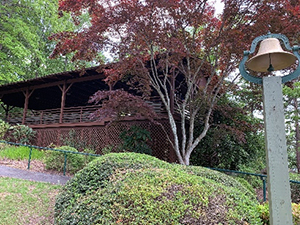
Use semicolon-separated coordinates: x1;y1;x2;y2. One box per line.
1;104;14;122
58;82;73;123
22;89;34;124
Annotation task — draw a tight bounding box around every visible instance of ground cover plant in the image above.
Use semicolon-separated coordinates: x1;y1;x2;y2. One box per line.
0;177;61;225
55;153;262;224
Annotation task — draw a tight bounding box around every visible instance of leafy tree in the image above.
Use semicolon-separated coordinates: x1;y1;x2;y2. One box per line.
234;80;263;118
0;0;80;84
50;0;300;165
190;95;264;170
283;80;300;173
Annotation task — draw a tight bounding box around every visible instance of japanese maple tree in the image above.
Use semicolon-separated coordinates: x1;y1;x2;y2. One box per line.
50;0;300;165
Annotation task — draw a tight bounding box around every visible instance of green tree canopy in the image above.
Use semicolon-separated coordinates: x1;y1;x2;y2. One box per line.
0;0;80;84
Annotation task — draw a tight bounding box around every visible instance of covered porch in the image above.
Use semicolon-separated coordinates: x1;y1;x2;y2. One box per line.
0;67;176;162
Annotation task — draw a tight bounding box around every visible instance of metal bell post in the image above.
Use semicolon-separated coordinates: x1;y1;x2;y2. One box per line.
239;33;300;225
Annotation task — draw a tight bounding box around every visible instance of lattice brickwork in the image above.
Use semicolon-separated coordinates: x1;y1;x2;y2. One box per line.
32;120;177;162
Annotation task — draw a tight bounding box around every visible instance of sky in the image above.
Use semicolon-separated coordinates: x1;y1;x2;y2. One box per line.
214;0;225;15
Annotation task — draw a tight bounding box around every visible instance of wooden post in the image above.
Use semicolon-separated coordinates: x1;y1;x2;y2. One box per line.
80;107;83;122
262;76;292;225
40;111;44;124
58;82;73;123
0;103;13;122
22;89;34;124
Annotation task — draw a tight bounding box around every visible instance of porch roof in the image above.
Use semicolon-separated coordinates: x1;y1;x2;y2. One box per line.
0;66;127;110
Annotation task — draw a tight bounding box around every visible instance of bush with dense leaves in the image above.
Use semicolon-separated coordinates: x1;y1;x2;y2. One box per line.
289;173;300;204
55;153;262;224
45;146;85;174
257;202;300;224
0;119;10;139
8;124;36;144
119;125;152;155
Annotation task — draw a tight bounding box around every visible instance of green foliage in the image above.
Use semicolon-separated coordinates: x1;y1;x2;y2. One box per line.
0;0;78;84
101;144;115;155
0;146;45;160
257;203;269;224
191;95;265;171
82;148;97;165
0;119;10;139
237;165;266;189
8;124;36;144
60;129;99;152
292;203;300;224
60;129;91;151
289;173;300;204
44;146;85;174
119;125;152;155
55;153;262;224
257;202;300;224
183;166;256;197
283;81;300;172
0;142;10;150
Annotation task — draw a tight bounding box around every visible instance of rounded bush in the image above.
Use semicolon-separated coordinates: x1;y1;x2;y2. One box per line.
55;153;262;224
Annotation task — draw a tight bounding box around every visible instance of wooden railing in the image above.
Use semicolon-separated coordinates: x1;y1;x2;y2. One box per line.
6;105;101;125
4;100;165;126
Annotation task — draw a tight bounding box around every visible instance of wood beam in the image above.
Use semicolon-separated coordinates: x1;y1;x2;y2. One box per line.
22;89;34;124
59;82;73;123
0;74;104;95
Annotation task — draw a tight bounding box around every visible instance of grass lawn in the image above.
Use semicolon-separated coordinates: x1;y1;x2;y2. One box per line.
0;177;61;225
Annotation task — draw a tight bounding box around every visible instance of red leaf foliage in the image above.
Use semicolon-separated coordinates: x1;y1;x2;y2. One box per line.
51;0;300;77
50;0;300;164
88;89;158;122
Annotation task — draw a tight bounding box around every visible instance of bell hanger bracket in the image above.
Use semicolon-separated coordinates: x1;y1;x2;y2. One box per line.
239;33;300;84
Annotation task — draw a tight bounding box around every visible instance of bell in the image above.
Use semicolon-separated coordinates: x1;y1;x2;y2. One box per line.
246;38;297;72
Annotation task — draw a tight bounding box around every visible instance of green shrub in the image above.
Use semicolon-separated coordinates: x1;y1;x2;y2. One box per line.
44;146;85;174
237;164;266;189
0;146;45;160
119;125;152;155
60;129;93;151
293;203;300;224
55;153;262;224
257;202;300;224
183;166;256;197
290;173;300;203
0;142;11;150
0;119;10;139
257;203;269;224
82;148;97;165
8;124;36;144
101;144;115;155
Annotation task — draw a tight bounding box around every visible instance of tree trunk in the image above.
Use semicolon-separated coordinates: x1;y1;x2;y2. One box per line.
294;99;300;173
